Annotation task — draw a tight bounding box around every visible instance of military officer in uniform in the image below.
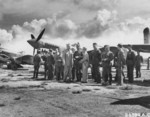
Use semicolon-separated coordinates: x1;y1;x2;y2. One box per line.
116;44;126;85
126;44;135;83
80;47;89;83
63;44;73;82
90;43;101;83
101;45;114;85
135;51;143;78
42;50;48;79
33;50;41;79
73;43;83;82
47;49;55;80
55;48;64;81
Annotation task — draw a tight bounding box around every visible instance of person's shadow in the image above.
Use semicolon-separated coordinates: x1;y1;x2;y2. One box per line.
111;96;150;109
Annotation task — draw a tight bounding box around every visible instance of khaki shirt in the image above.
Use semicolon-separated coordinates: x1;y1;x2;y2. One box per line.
63;49;73;67
33;54;41;66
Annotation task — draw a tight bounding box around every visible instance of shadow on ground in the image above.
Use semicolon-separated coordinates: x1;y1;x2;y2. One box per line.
111;96;150;109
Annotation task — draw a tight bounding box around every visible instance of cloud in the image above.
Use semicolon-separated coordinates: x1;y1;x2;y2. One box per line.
77;9;117;38
72;0;117;10
0;0;119;29
0;0;150;29
0;8;150;55
115;0;150;21
0;29;12;43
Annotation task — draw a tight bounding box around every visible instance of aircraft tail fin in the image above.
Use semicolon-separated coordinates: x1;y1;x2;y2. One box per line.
143;27;150;44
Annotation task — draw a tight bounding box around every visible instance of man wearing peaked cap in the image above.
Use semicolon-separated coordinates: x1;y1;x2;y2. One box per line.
116;43;126;85
126;44;135;83
63;43;73;82
47;48;55;80
73;42;83;82
90;43;102;83
101;45;114;85
33;50;41;79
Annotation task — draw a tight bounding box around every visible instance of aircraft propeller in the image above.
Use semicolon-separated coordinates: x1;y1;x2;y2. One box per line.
30;28;46;55
36;28;45;42
31;34;35;39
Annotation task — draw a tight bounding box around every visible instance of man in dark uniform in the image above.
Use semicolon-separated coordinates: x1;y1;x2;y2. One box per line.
42;50;48;80
135;51;143;78
114;51;126;82
101;45;114;85
126;44;135;83
55;48;64;81
90;43;101;83
33;50;41;79
71;48;76;81
73;43;83;82
116;44;126;85
47;49;55;80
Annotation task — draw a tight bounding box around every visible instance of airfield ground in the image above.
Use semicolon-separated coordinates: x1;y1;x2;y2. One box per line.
0;65;149;117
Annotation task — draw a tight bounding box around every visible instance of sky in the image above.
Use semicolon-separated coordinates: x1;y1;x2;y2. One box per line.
1;0;150;56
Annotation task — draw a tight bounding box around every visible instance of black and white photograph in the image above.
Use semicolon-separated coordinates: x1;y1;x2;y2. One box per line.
0;0;150;117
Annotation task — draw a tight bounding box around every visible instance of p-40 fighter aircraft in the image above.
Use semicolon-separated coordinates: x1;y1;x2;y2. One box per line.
27;28;64;55
0;47;33;70
27;28;121;54
27;28;126;65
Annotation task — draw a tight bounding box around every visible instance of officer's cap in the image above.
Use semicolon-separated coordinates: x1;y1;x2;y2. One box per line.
117;43;123;48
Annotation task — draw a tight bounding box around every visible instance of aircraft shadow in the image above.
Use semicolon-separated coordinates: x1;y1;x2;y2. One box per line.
111;96;150;109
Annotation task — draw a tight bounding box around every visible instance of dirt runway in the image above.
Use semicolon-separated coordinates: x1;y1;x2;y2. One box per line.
0;65;150;117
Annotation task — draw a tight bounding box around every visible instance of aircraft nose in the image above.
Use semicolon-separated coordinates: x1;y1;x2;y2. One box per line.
27;39;39;49
27;39;31;44
27;39;34;47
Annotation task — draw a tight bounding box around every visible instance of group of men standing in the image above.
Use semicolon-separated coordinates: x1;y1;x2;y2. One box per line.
33;43;89;83
33;42;143;86
63;43;89;83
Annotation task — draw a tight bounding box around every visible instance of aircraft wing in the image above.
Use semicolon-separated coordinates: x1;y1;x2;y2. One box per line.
88;46;128;59
0;54;10;64
15;55;34;65
40;42;59;50
123;44;150;53
88;46;119;55
0;50;18;58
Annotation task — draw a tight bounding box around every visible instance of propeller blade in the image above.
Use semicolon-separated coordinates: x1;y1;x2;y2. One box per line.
31;34;35;39
36;28;45;42
33;48;35;55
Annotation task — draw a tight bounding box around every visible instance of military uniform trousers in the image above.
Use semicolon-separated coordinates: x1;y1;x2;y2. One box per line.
55;65;63;81
63;65;72;81
102;66;112;84
74;65;82;81
117;66;124;85
47;65;54;80
92;64;101;83
44;63;48;79
127;65;134;83
81;62;88;82
135;65;141;78
34;65;40;79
